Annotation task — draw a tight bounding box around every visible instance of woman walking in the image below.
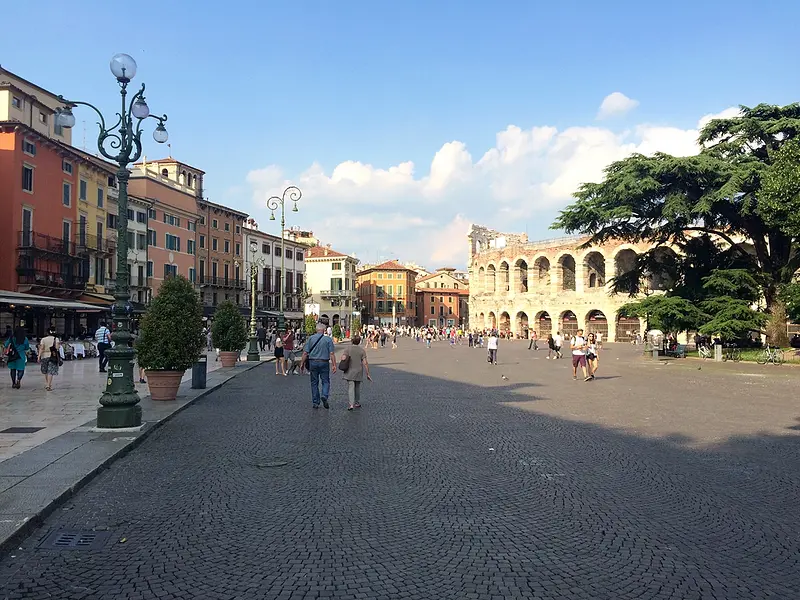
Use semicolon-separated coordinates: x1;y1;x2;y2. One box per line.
4;326;30;389
274;334;286;376
38;327;61;391
546;334;556;359
340;335;372;410
586;332;599;380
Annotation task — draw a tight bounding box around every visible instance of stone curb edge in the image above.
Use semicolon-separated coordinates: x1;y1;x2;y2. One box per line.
0;360;267;558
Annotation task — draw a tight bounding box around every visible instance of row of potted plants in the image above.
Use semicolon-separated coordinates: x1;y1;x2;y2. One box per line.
136;276;249;401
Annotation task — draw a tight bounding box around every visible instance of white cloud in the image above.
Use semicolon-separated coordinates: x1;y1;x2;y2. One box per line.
698;106;742;129
596;92;639;120
242;105;740;269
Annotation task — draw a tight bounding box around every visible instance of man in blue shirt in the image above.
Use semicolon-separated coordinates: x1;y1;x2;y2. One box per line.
302;323;337;409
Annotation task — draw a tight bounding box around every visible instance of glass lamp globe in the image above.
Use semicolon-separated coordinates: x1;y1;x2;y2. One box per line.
292;203;299;212
153;123;169;143
110;53;137;82
57;108;76;129
131;98;150;119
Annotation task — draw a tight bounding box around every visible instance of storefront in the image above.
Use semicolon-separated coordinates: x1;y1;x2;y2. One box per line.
0;290;104;339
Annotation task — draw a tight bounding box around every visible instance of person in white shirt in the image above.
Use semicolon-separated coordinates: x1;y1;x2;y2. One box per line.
553;331;563;359
571;328;589;381
487;332;499;365
586;332;599;380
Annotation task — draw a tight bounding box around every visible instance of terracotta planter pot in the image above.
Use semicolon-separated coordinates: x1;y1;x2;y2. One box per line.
219;351;239;367
146;370;185;401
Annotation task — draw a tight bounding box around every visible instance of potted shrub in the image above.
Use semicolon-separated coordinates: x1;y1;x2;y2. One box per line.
332;323;343;342
304;314;317;335
137;275;204;401
212;300;248;367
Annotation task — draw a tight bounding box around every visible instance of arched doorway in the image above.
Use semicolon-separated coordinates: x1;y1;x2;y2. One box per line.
559;255;576;291
478;312;485;329
478;267;485;293
560;310;578;338
585;309;608;339
486;265;496;293
584;251;605;289
487;311;497;330
535;311;552;338
515;259;528;293
615;249;638;294
516;311;529;338
499;311;511;333
616;314;641;343
499;262;510;292
534;257;550;289
332;314;340;326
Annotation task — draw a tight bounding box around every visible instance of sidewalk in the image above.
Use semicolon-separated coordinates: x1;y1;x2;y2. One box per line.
0;349;265;463
0;355;268;555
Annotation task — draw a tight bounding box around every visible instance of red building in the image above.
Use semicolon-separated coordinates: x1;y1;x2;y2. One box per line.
415;268;470;328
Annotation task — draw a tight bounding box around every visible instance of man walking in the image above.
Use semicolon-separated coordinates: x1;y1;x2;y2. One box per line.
487;330;499;365
553;330;563;359
302;323;337;409
571;328;590;381
95;321;112;372
528;330;538;350
257;324;267;351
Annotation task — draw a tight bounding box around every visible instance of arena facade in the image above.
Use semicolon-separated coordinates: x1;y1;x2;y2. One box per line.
467;225;668;342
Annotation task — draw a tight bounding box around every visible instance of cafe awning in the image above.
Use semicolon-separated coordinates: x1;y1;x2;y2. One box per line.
0;290;104;312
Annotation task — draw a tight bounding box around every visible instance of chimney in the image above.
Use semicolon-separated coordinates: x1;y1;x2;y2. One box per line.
324;248;329;256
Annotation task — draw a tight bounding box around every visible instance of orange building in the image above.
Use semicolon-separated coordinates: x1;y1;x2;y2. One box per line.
415;268;470;328
129;159;201;295
356;260;417;326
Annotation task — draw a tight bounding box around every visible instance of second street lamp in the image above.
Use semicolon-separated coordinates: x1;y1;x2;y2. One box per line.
267;186;302;333
57;53;168;429
246;241;267;361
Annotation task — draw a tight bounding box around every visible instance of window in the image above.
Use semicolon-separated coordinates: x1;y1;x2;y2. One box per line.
262;244;270;254
377;301;384;312
387;301;394;311
448;296;453;303
79;180;87;201
224;240;230;253
212;292;218;306
164;264;178;279
449;307;453;314
147;229;157;246
11;96;21;109
38;111;48;124
148;208;157;220
62;160;73;174
397;285;403;297
108;175;116;187
107;213;118;230
188;268;196;283
188;221;195;232
137;233;146;251
212;262;218;278
286;248;292;259
332;262;342;271
212;219;218;229
23;139;36;156
199;235;205;249
235;243;241;256
331;278;343;291
62;220;71;243
127;209;135;220
235;225;241;234
136;211;147;224
212;238;219;251
376;286;384;298
22;165;33;192
387;273;393;279
377;273;383;279
296;252;303;261
127;231;135;249
454;283;459;290
96;221;103;243
187;240;195;255
165;234;181;251
200;216;206;225
224;223;230;232
62;182;71;207
274;269;282;293
297;273;303;292
275;246;281;255
147;261;153;277
97;187;104;208
388;285;393;296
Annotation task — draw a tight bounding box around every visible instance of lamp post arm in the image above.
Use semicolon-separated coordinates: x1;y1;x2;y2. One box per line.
57;96;127;163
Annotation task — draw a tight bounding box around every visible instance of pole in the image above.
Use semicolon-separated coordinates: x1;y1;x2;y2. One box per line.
246;252;259;361
279;206;285;333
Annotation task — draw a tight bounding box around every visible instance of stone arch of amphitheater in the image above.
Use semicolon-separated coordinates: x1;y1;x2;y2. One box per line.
468;230;674;342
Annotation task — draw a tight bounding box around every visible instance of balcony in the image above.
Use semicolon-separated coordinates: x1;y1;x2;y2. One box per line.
18;231;77;257
108;186;119;200
16;267;88;291
320;289;354;298
76;233;113;255
198;275;246;290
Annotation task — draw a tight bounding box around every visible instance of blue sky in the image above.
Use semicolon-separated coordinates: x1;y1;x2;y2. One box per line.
2;0;798;267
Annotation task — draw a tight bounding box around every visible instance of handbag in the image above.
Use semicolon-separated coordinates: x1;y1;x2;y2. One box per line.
5;342;20;363
338;353;351;372
50;344;63;367
301;334;324;371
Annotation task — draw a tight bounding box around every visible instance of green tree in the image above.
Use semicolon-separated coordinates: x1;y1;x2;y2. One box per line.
304;314;317;334
332;324;342;340
211;301;248;352
554;103;800;331
351;316;361;335
780;282;800;323
619;295;706;334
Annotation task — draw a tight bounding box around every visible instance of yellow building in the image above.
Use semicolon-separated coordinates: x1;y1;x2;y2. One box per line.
71;150;118;294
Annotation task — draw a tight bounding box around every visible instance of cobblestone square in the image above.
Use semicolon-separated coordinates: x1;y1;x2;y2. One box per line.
1;339;798;599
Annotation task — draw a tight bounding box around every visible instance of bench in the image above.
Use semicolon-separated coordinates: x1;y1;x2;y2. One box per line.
664;343;688;358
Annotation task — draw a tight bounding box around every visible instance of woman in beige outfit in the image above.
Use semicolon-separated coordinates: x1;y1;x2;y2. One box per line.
341;335;371;410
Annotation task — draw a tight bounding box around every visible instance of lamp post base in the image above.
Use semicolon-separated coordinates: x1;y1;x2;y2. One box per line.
97;404;142;429
246;335;260;362
277;313;286;334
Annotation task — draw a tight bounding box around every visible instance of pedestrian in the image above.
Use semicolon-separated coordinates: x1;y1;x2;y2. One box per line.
571;328;590;381
487;330;498;365
257;324;267;351
553;331;563;359
586;332;599;380
528;330;538;350
38;327;61;391
274;334;286;376
4;325;30;389
282;329;295;373
95;321;112;372
391;329;397;350
302;323;337;409
546;333;556;359
340;335;372;410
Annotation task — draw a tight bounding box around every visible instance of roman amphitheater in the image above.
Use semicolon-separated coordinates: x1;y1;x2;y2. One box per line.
467;225;670;342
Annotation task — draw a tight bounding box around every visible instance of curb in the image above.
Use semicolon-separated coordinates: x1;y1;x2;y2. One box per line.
0;360;266;558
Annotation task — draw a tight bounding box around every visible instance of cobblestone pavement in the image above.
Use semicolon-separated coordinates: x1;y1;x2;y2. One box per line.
1;339;798;599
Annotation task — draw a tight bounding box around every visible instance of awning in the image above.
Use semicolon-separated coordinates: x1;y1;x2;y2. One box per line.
0;290;104;312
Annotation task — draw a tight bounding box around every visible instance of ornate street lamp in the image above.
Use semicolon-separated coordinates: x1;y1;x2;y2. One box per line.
57;53;168;429
266;186;301;333
245;241;267;361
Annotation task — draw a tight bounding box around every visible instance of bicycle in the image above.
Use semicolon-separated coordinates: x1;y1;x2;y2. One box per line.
698;344;713;360
722;343;741;362
756;345;785;365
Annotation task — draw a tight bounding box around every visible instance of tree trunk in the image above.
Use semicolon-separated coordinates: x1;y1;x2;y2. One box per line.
765;294;789;347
